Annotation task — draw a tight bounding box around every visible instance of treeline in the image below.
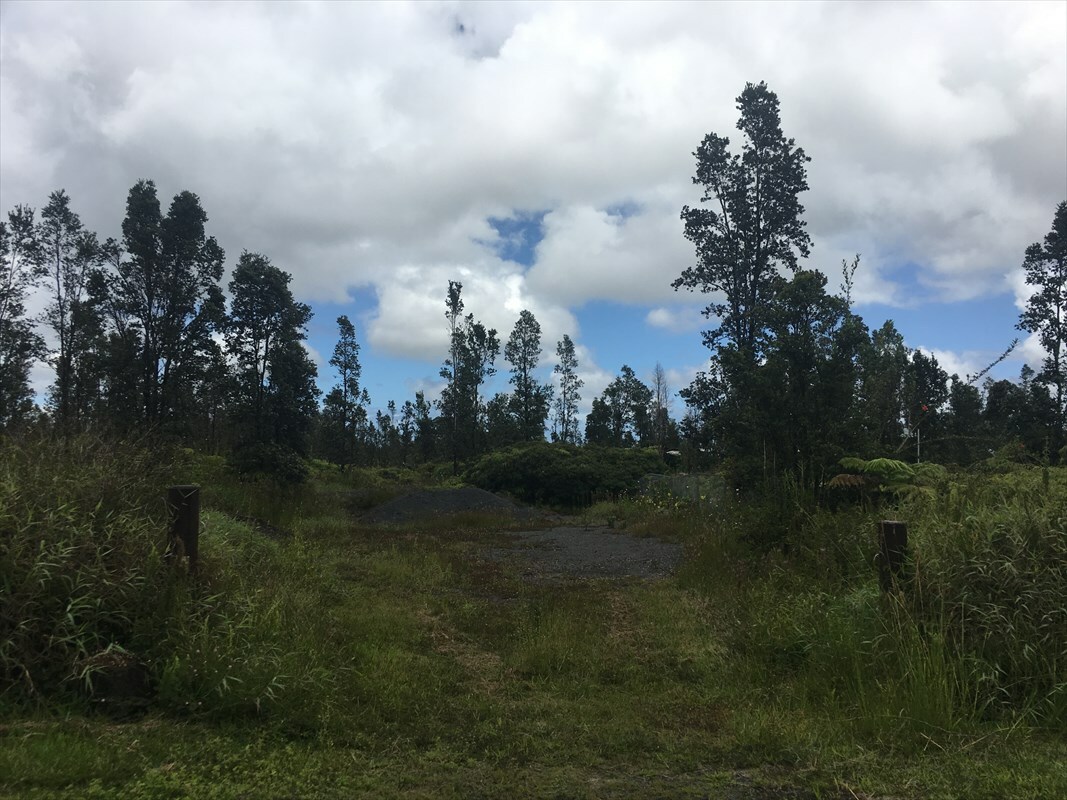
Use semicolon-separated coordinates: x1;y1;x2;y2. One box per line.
2;84;1064;485
0;183;318;477
0;182;591;476
672;82;1065;484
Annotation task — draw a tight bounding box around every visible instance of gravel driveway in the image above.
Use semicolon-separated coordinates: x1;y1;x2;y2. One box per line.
483;526;683;581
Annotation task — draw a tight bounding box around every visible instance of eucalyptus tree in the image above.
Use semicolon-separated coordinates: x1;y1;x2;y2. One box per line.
438;282;499;464
673;82;813;479
505;309;552;441
674;81;812;360
585;365;652;448
325;315;363;464
39;190;107;431
113;180;225;426
0;206;45;429
552;334;583;444
1018;201;1066;441
225;251;317;451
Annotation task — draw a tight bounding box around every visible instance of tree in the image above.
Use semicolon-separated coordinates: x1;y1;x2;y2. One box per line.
327;315;363;465
900;349;949;462
674;81;812;360
672;82;812;483
114;180;225;427
761;269;857;478
39;190;107;432
650;363;674;456
225;251;316;451
0;206;45;429
585;365;652;448
438;282;499;465
1017;201;1066;440
943;375;984;465
858;321;909;452
442;281;464;472
552;334;583;444
505;309;552;441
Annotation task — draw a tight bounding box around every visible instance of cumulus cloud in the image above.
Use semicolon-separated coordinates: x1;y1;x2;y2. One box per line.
645;305;707;334
914;346;986;383
1;0;1063;371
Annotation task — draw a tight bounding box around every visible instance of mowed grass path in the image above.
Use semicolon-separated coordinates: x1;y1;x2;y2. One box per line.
3;495;1065;799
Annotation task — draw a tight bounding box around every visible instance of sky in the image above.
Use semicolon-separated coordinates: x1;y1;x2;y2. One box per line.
1;0;1065;420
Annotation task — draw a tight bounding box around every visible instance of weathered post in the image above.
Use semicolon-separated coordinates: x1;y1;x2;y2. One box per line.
876;520;908;592
167;485;201;571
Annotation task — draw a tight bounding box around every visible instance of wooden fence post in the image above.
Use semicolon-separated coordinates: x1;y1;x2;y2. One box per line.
167;485;201;571
876;520;908;592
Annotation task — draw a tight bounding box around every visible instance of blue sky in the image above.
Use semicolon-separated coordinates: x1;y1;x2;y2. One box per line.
1;1;1064;420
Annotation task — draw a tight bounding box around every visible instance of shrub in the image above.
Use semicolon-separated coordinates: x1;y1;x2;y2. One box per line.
0;433;177;702
464;442;665;507
227;442;310;485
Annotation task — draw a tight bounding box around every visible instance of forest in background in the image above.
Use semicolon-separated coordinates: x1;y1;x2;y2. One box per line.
1;81;1064;486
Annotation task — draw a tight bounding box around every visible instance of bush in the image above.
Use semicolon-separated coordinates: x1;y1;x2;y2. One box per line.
227;442;310;485
464;442;666;507
0;433;177;702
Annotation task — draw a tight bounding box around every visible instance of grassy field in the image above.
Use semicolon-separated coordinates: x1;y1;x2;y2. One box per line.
2;442;1065;798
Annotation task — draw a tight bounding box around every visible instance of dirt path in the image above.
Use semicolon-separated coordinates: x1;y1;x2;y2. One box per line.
357;487;683;581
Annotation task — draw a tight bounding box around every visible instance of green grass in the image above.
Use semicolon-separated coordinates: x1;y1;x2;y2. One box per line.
3;442;1065;798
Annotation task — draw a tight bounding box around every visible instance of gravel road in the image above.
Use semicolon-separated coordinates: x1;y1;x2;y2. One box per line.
483;526;683;581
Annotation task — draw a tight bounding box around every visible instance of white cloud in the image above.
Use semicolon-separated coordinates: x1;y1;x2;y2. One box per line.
645;305;707;334
915;347;985;383
1;0;1063;370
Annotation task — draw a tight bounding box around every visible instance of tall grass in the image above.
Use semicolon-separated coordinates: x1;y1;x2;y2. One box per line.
1;433;176;702
677;467;1067;739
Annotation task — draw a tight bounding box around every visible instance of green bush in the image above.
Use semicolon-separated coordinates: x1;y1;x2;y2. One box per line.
464;442;665;507
227;442;310;485
0;434;177;702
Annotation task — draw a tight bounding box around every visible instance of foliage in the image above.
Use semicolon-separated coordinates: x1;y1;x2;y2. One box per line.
552;334;583;444
1018;200;1067;436
226;252;318;454
0;205;46;430
438;281;500;466
464;441;665;506
674;80;811;356
830;456;948;497
226;441;310;485
585;365;653;447
0;433;177;701
504;309;552;442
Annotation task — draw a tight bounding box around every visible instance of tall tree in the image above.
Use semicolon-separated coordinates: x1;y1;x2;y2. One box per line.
442;281;464;472
585;365;652;448
552;334;583;444
650;363;673;456
674;81;812;360
225;251;316;451
0;206;45;429
505;309;552;441
858;321;909;452
114;180;225;427
438;282;499;464
39;190;106;431
673;82;812;483
328;315;363;465
1017;201;1066;442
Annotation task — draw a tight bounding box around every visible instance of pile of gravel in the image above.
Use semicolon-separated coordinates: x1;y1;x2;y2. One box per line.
359;486;539;525
482;527;684;581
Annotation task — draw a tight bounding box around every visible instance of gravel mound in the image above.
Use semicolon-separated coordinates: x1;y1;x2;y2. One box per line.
359;487;539;525
483;526;683;581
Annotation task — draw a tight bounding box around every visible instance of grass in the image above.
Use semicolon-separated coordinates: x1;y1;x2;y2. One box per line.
2;439;1065;797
